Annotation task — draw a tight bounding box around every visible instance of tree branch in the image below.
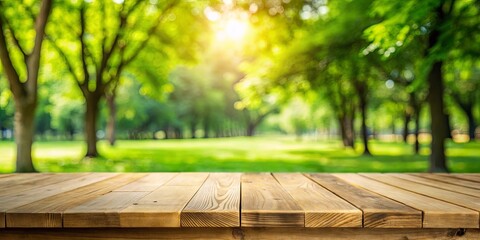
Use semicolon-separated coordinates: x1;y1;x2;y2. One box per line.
100;0;107;70
79;2;90;91
122;0;179;66
0;15;23;97
2;17;28;63
26;0;53;97
45;36;82;87
102;0;169;89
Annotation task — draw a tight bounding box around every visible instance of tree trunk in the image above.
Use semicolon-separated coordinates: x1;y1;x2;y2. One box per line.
14;101;37;172
85;94;100;157
338;116;348;147
359;97;371;155
190;122;196;139
106;93;116;146
413;105;421;155
174;127;183;139
339;115;355;148
466;108;476;141
0;0;52;172
203;117;210;139
428;60;448;172
445;113;452;139
246;122;256;137
403;112;411;143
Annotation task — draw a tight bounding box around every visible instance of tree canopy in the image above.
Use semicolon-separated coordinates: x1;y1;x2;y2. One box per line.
0;0;479;172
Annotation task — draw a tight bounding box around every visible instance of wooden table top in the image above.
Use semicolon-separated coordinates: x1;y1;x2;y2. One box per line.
0;173;479;229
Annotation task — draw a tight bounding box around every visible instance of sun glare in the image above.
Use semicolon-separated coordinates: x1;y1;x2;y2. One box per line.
215;18;250;43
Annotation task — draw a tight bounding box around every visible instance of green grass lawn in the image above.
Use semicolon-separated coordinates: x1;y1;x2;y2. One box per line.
0;136;479;173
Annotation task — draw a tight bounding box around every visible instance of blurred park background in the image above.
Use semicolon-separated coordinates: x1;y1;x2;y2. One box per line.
0;0;479;173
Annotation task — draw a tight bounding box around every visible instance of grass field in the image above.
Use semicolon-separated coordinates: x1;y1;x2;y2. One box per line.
0;136;479;173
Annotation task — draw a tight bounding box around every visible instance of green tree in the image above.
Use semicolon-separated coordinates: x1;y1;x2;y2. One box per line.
0;0;52;172
445;55;479;142
48;0;178;157
366;0;480;172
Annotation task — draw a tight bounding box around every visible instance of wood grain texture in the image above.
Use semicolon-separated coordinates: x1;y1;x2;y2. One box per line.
181;173;241;227
113;173;177;192
362;174;480;227
334;174;479;228
392;174;480;197
1;173;480;231
7;173;143;228
412;174;480;190
115;172;210;227
306;174;422;228
273;173;362;227
0;173;93;228
0;173;81;196
0;228;478;240
444;174;480;183
1;174;72;228
63;191;150;228
241;173;303;227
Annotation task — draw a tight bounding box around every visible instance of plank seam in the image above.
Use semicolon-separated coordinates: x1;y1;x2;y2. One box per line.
397;175;480;198
57;174;145;228
360;174;480;217
447;175;480;183
179;173;211;227
335;174;425;228
239;173;242;227
410;174;480;190
270;173;306;227
302;173;365;228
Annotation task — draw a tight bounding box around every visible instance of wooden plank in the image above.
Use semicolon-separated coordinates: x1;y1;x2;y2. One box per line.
0;173;92;228
334;174;479;228
412;174;480;190
6;173;145;228
362;174;480;221
0;174;96;198
0;228;478;240
181;173;241;227
64;192;150;228
113;173;177;192
241;173;304;227
446;174;480;183
273;173;362;227
0;173;68;196
64;173;209;227
393;174;480;197
306;174;422;228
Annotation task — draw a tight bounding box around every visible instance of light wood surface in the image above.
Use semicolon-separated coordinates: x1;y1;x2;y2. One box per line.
445;174;480;183
241;173;304;227
0;172;479;231
411;173;480;190
393;174;480;197
334;173;479;228
7;174;139;227
116;172;209;227
0;173;97;228
362;174;480;213
273;173;362;227
306;173;422;228
181;173;241;227
113;173;177;192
